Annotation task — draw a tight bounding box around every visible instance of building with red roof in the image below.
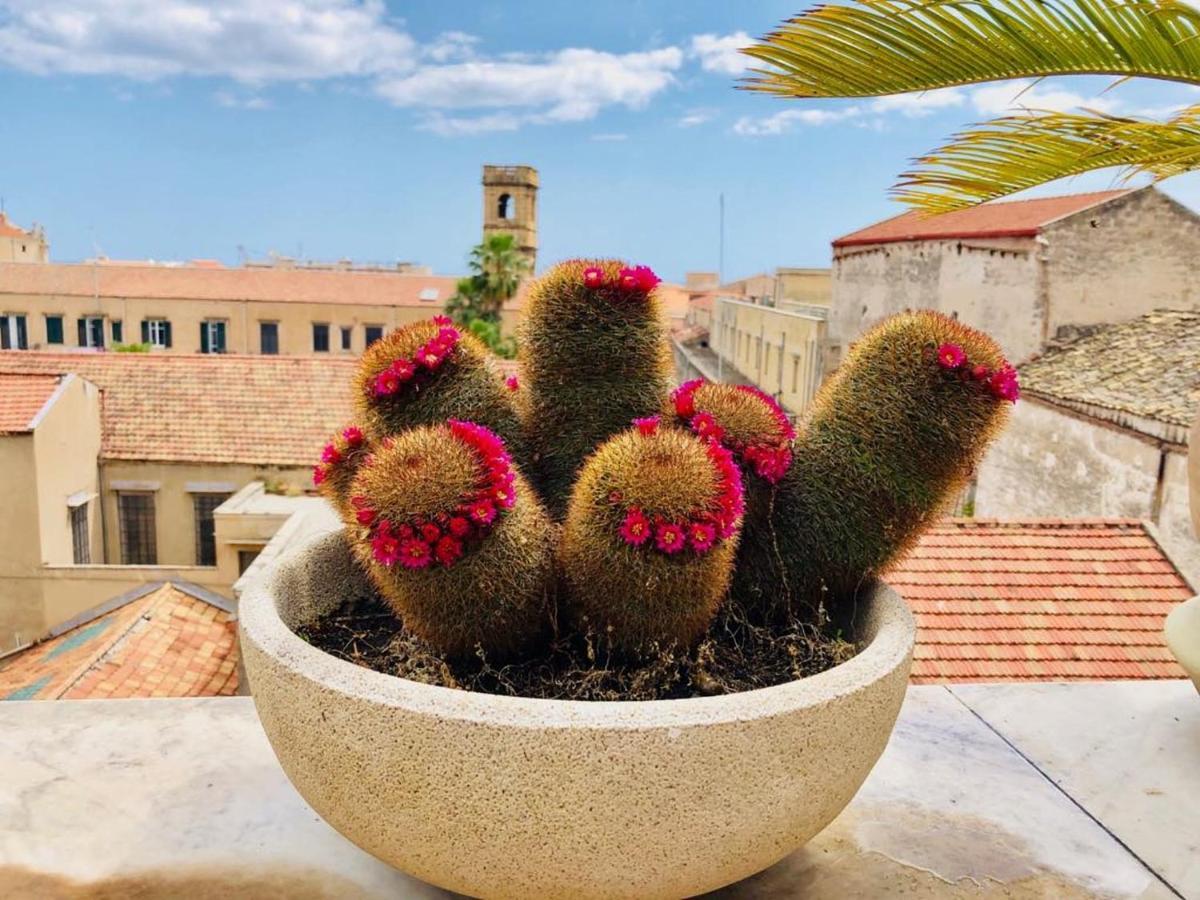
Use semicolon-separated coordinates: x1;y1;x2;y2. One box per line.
829;186;1200;366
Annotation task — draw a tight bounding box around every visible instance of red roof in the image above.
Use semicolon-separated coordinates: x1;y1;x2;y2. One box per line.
833;190;1133;248
0;261;470;309
0;212;32;238
0;583;238;700
0;352;354;465
0;373;61;433
891;518;1193;683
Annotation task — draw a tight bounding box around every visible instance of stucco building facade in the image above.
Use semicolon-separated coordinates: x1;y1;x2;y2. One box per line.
829;188;1200;365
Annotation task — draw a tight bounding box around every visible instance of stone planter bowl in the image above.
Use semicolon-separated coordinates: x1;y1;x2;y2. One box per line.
1165;595;1200;693
239;530;916;900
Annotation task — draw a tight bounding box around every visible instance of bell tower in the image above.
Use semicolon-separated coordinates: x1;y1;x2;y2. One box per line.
482;165;538;270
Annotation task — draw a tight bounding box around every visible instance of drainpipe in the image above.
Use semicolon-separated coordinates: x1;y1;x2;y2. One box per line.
1035;234;1051;352
97;459;110;564
1150;449;1169;524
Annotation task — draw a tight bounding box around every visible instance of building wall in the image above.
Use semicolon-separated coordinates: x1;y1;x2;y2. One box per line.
0;228;48;263
831;235;1041;364
0;433;45;648
99;460;311;567
975;399;1198;583
775;268;832;308
710;298;826;416
1042;189;1200;341
0;292;518;354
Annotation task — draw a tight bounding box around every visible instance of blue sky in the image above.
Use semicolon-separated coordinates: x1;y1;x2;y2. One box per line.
1;0;1198;282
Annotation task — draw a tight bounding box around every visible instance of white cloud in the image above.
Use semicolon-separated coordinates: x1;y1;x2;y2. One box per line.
215;90;271;109
422;30;478;63
417;112;521;136
0;0;415;82
870;88;965;118
971;80;1120;115
590;132;628;141
732;106;861;136
677;107;716;127
690;31;752;75
375;47;683;129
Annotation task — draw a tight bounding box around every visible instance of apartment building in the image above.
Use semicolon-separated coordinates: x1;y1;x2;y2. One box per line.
0;212;49;264
0;351;357;648
0;260;526;354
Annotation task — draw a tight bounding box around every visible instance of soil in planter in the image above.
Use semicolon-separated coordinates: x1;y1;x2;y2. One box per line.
295;594;856;701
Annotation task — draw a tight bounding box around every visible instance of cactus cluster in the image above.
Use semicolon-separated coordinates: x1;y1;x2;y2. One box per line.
313;259;1018;672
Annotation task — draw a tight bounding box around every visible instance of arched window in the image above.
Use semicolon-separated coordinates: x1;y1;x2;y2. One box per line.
497;193;515;220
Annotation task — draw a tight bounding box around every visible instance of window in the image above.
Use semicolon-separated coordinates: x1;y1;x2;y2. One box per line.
142;319;172;348
418;288;439;302
70;503;90;564
0;315;28;350
111;320;123;344
365;325;384;347
497;193;514;219
78;317;105;349
193;493;230;566
238;548;262;575
260;321;279;355
312;323;330;352
200;320;226;354
118;492;157;565
341;326;352;351
45;315;64;345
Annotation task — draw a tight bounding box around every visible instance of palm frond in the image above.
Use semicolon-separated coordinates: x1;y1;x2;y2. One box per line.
894;104;1200;212
742;0;1200;98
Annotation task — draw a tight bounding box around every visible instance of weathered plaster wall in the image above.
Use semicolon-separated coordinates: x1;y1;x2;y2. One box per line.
0;434;44;649
830;236;1041;363
975;399;1197;584
1043;189;1200;340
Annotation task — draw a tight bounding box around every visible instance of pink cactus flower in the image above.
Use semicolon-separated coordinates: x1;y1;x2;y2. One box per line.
448;516;472;538
690;412;725;442
632;415;660;436
505;375;520;391
355;507;377;526
990;365;1021;403
374;371;400;396
687;521;716;553
433;314;452;327
420;522;442;544
632;265;661;292
672;379;703;418
390;359;416;382
321;443;342;465
582;266;605;288
937;343;967;370
971;364;990;382
435;535;464;566
371;532;401;567
655;521;687;554
311;465;326;486
398;538;433;569
619;508;651;546
468;499;497;526
342;426;364;447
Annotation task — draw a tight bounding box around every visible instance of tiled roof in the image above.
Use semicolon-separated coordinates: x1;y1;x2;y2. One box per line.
1019;309;1199;442
0;583;238;700
0;352;354;465
0;373;61;433
891;519;1193;683
0;261;481;309
833;189;1132;247
0;212;32;238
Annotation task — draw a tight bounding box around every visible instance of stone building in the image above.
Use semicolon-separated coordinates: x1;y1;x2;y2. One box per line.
482;164;538;270
975;310;1199;582
0;211;48;264
829;187;1200;365
0;351;358;648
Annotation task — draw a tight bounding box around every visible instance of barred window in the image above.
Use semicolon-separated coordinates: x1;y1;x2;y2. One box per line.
70;503;90;564
118;492;157;565
193;493;230;566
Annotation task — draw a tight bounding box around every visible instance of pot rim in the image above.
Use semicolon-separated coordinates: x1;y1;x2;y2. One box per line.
239;533;916;731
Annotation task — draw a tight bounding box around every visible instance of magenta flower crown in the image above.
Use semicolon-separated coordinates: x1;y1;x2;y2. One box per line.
369;316;460;400
581;263;661;296
615;417;745;557
935;343;1020;403
357;421;516;571
671;379;796;485
312;425;366;487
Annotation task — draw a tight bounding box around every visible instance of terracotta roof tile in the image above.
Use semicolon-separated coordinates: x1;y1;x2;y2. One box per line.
0;584;238;700
0;212;33;238
0;373;61;433
890;518;1193;683
0;261;475;309
832;189;1132;247
0;351;354;465
1020;309;1200;434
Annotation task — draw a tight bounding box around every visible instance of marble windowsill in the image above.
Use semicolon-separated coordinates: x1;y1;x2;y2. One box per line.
1;682;1197;898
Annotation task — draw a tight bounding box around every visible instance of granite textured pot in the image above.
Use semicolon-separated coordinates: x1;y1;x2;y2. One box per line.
239;530;915;900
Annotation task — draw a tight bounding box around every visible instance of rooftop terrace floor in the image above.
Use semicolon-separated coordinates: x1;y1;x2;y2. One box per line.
1;682;1196;898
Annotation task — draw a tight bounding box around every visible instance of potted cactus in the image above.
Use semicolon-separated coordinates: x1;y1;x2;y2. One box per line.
239;260;1018;899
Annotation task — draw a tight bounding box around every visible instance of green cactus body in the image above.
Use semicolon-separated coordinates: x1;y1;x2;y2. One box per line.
559;419;744;654
354;317;527;464
349;421;555;660
518;260;673;516
751;311;1017;620
312;424;372;521
669;381;798;615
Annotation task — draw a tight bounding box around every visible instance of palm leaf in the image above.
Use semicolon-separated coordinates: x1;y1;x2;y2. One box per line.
894;104;1200;212
742;0;1200;98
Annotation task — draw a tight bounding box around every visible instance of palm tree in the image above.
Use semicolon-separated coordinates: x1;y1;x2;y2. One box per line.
470;233;530;319
741;0;1200;212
